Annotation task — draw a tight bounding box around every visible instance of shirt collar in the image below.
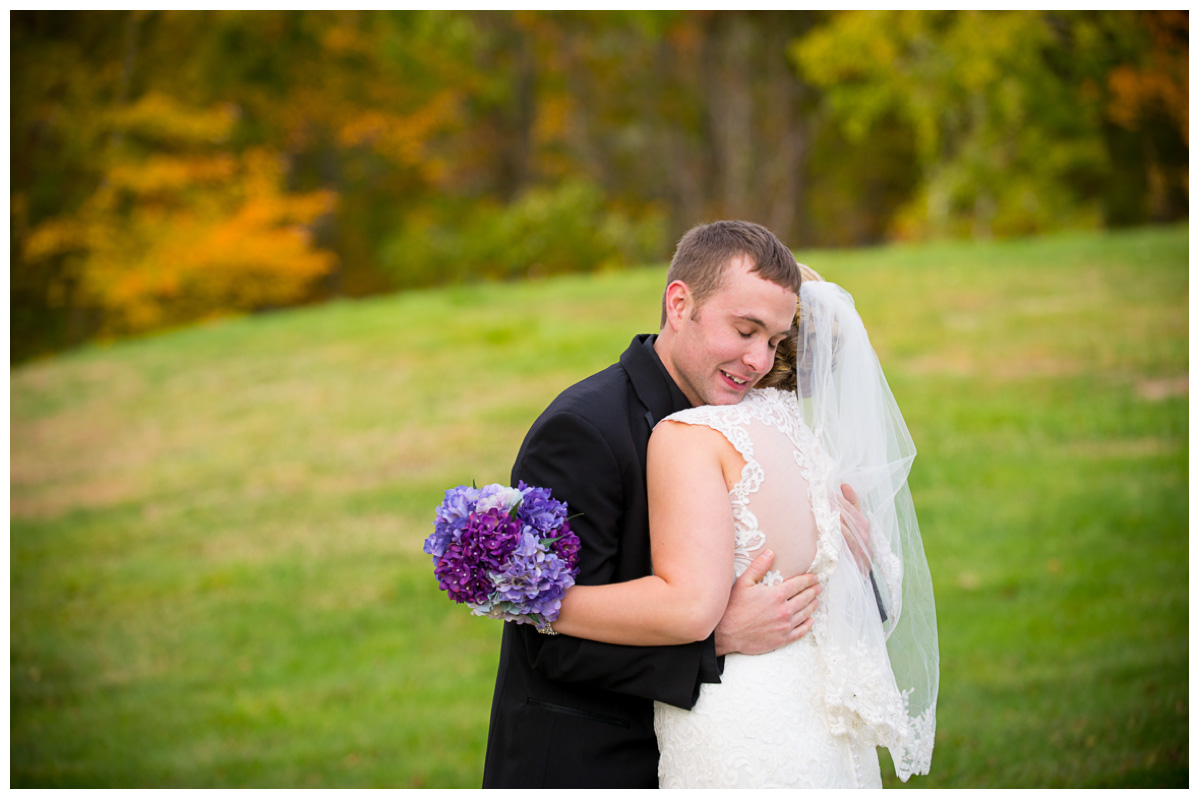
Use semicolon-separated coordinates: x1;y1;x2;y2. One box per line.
620;333;691;428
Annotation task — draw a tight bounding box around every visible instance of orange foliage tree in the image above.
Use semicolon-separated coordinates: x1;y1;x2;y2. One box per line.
11;10;1188;360
12;10;461;350
23;93;338;335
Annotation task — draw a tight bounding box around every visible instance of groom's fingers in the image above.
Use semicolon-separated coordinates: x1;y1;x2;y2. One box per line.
838;492;868;535
778;572;819;601
788;586;819;618
788;615;815;641
738;548;776;586
792;591;820;628
781;575;820;630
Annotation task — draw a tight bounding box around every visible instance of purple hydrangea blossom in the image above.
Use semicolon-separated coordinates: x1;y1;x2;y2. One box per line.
548;520;580;566
433;506;523;605
425;484;483;561
424;481;581;626
491;531;575;620
474;484;524;516
514;481;569;534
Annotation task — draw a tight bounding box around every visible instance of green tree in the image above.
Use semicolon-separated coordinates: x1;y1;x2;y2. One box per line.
12;11;1185;360
791;10;1187;239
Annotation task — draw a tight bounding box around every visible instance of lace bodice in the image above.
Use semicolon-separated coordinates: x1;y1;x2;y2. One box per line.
662;387;840;584
655;387;931;787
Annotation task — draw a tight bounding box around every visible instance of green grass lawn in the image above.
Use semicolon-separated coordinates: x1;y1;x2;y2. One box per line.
11;225;1187;787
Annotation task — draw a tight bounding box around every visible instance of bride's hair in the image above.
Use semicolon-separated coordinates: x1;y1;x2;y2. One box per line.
759;263;826;394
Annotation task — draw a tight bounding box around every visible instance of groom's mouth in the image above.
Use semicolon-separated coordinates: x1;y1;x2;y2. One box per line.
720;370;750;389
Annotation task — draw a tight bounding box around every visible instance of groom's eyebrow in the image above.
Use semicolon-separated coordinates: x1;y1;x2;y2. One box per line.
734;312;789;337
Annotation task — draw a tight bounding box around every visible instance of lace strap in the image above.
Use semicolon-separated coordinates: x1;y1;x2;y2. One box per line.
660;401;767;576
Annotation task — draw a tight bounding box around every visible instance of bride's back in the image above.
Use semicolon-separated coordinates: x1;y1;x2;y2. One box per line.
664;388;824;583
734;412;821;580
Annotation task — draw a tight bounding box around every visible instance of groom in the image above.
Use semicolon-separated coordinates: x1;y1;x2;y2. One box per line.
482;220;821;788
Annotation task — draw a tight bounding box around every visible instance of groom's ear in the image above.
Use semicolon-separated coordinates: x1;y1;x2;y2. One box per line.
662;279;692;331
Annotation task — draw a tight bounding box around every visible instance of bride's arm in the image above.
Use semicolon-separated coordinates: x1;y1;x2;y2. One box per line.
550;420;736;645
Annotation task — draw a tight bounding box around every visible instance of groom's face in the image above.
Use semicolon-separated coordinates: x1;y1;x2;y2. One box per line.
664;254;796;408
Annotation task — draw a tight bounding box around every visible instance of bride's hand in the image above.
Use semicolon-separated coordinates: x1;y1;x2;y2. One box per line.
714;549;820;657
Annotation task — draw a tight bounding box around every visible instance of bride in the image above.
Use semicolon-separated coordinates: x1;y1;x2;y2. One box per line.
550;269;939;788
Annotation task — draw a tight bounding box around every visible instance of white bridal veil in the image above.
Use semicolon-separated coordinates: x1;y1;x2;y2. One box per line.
797;278;939;780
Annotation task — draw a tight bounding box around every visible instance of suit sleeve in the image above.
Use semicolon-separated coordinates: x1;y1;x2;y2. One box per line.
512;408;718;709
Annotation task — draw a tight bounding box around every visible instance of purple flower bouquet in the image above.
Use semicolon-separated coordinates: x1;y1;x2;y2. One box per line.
424;481;581;628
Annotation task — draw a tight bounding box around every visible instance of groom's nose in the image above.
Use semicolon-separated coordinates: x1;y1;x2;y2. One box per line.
742;340;772;375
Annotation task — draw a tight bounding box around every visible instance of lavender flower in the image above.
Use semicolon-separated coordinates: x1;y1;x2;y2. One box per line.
426;484;482;561
474;484;524;516
423;482;581;627
514;481;568;534
434;506;523;605
548;520;580;566
492;531;573;617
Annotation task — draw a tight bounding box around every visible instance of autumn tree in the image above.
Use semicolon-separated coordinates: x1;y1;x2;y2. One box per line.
1100;10;1188;224
11;10;1187;361
791;10;1188;239
12;11;470;353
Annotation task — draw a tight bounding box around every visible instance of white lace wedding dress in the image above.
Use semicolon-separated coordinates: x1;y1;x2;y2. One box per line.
654;387;911;789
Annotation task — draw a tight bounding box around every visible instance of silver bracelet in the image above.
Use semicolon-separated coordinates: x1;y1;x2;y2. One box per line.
536;618;559;636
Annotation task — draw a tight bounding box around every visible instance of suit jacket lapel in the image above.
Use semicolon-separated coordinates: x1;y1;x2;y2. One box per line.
620;334;692;444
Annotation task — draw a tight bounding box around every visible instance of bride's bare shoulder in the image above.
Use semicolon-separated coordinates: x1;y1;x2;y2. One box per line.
649;416;745;487
650;416;725;447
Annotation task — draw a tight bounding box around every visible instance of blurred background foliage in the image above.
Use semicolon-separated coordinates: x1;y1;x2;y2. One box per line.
11;10;1188;361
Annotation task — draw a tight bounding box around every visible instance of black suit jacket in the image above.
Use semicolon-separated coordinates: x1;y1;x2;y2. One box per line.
482;334;722;788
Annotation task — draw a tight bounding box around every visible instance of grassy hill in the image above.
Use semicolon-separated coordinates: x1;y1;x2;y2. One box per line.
11;225;1188;787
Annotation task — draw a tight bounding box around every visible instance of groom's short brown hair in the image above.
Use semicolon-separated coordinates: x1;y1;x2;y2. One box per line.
660;220;801;327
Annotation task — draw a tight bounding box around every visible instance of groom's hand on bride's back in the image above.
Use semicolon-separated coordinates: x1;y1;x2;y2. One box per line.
714;549;819;657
